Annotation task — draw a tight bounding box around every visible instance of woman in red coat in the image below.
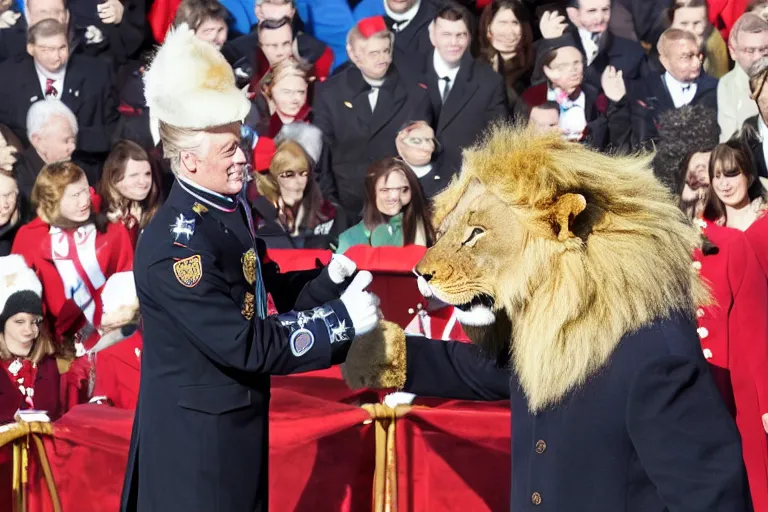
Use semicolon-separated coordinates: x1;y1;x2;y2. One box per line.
11;162;134;409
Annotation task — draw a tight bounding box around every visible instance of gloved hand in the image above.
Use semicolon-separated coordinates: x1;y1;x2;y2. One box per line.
327;254;357;285
85;25;105;44
340;271;380;337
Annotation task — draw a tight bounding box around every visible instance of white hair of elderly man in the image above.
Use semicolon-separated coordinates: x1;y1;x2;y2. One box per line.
26;99;79;140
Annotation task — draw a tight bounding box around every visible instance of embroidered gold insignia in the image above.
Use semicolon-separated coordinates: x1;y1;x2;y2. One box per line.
242;292;255;320
192;202;208;215
173;255;203;287
242;249;257;285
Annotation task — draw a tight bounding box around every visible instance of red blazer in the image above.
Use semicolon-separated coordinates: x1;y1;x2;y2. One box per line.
707;0;747;40
0;356;60;426
11;219;134;345
91;331;142;410
695;221;768;511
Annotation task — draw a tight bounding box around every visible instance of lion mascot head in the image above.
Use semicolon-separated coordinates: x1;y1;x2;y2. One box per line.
342;124;707;413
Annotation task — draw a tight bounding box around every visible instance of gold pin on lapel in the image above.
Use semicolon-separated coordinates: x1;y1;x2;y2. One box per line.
344;101;353;109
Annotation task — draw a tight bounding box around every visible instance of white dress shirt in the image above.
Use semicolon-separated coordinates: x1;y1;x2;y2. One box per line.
409;162;432;179
548;88;587;140
384;0;420;32
664;72;697;108
35;61;66;100
758;116;768;170
432;51;460;100
578;27;601;66
364;76;385;112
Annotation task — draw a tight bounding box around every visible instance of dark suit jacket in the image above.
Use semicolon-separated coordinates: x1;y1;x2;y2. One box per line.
0;53;119;180
627;72;718;145
405;50;508;176
569;25;649;89
743;115;768;179
385;0;437;60
312;64;433;220
0;10;26;64
12;146;46;202
403;314;751;511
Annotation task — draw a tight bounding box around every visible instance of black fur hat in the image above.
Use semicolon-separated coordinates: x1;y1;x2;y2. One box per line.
651;104;720;197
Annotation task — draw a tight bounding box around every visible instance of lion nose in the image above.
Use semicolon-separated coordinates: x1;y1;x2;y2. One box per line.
418;271;433;282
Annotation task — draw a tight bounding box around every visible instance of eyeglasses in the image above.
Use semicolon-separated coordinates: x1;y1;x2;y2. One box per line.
0;190;19;203
278;170;309;178
403;136;437;147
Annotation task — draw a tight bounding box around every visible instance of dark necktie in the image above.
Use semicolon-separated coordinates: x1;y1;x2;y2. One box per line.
441;76;451;103
45;78;57;97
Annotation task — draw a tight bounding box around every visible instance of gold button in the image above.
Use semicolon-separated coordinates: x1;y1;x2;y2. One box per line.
531;492;542;505
535;440;546;454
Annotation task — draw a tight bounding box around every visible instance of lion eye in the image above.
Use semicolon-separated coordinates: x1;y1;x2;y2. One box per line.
463;227;485;246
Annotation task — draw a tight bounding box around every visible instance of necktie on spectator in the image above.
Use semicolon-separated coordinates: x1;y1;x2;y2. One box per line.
441;76;451;103
45;78;57;98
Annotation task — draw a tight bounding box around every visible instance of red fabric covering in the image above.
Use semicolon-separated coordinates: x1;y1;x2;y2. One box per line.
397;399;510;511
147;0;182;43
24;370;377;512
707;0;747;40
358;16;387;38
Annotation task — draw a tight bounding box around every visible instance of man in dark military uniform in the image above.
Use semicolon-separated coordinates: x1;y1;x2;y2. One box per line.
120;24;380;512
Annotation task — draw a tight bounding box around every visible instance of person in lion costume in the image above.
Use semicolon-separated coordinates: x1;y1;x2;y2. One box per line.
343;124;751;511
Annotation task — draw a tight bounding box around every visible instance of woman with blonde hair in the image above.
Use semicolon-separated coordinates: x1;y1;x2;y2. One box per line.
98;140;162;247
252;123;343;248
247;57;311;137
11;162;134;352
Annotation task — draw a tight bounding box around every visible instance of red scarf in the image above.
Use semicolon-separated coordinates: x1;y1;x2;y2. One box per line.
2;358;38;409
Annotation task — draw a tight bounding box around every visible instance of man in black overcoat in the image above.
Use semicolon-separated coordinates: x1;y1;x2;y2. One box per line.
119;24;381;512
312;15;433;221
404;4;507;179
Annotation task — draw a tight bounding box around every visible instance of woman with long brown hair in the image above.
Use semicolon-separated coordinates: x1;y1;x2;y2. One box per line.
335;158;435;254
478;0;534;113
99;140;162;247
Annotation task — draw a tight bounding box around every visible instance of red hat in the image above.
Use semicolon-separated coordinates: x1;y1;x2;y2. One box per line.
253;136;276;173
357;16;387;38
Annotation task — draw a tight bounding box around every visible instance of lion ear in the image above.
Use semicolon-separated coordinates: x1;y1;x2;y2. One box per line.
551;193;587;241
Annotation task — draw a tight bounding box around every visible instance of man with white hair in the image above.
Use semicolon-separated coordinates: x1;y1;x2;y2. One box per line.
120;24;381;512
12;99;76;200
718;12;768;141
312;16;432;221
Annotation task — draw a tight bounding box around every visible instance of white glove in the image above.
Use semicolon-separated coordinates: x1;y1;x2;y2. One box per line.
85;25;104;44
328;254;357;285
0;10;21;29
340;271;380;337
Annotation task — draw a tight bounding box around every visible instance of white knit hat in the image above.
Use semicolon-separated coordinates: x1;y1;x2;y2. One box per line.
275;123;324;166
143;24;251;130
0;255;43;331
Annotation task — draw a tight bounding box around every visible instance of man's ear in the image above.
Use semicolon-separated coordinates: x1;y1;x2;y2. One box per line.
428;20;436;47
254;4;264;20
26;43;34;58
565;6;579;26
180;151;198;174
551;193;586;241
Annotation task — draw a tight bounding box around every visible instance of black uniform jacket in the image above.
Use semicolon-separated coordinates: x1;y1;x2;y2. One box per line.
312;64;433;220
403;49;508;176
120;178;356;512
403;313;751;511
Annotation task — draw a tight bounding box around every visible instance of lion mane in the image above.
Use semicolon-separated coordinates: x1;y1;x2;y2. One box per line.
422;123;708;412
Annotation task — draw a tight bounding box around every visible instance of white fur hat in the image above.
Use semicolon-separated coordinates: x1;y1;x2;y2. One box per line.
143;24;251;130
0;255;43;331
275;123;324;166
101;272;137;315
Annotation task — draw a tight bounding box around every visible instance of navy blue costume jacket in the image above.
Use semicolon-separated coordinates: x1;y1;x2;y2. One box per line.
403;314;751;511
120;178;355;512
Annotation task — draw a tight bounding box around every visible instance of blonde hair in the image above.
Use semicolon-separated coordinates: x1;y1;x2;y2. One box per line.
260;57;309;99
0;323;56;364
158;120;207;176
31;161;87;225
257;139;311;202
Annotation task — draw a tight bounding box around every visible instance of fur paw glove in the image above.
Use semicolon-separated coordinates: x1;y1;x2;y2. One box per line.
341;320;407;390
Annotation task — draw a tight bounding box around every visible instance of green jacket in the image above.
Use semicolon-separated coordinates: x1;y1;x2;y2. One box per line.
335;213;404;254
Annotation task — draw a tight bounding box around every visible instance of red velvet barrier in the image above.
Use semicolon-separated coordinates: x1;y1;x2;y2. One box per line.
22;369;376;512
397;399;511;512
267;246;429;328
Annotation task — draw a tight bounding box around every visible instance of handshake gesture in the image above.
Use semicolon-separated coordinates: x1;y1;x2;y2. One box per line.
328;254;381;338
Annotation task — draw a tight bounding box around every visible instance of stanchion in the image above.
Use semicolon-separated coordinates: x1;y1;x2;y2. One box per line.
0;421;61;512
